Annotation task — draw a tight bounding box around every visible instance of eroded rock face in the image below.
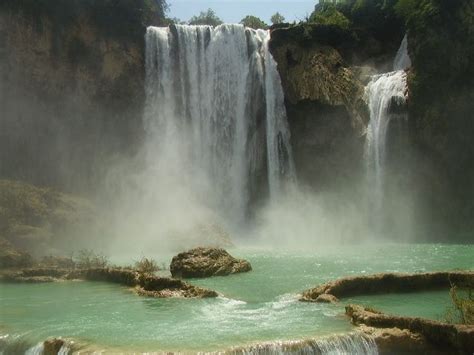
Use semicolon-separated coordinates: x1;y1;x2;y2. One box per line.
170;247;252;278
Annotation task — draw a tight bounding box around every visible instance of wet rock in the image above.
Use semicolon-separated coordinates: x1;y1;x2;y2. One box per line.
315;294;339;303
170;247;252;278
43;338;65;355
301;271;474;302
346;304;474;354
358;325;440;354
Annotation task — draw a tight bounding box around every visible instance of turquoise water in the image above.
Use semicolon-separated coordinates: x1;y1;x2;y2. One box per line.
0;244;472;352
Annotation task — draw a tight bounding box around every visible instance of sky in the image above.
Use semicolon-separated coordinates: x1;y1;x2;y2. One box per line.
167;0;317;24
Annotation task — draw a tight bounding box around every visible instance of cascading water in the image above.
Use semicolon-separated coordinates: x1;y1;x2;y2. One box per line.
393;34;411;71
144;25;294;223
231;332;378;354
365;35;410;229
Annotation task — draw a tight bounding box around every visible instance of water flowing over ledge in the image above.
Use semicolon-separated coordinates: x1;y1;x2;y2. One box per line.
144;24;294;222
227;332;377;355
16;332;377;355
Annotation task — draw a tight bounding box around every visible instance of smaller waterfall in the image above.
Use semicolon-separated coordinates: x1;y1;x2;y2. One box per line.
393;34;411;71
365;35;410;229
229;332;378;354
365;70;407;211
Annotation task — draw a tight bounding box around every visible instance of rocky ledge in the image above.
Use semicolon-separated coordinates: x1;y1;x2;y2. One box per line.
170;247;252;278
346;304;474;354
300;271;474;303
0;267;218;299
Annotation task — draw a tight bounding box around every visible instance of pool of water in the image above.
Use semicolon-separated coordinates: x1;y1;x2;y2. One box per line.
0;244;472;353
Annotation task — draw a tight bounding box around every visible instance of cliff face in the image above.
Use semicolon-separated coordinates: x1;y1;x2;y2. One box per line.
405;1;474;238
0;0;164;191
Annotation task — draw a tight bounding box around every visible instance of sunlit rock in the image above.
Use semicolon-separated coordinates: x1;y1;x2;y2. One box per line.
170;247;252;278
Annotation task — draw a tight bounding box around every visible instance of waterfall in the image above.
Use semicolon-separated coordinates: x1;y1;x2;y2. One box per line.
393;34;411;71
228;332;378;354
144;25;294;222
365;35;410;229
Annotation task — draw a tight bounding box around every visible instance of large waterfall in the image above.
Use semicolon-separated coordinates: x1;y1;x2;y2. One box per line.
144;25;294;222
365;36;410;226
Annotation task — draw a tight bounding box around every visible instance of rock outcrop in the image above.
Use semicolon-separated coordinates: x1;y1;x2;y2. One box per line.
301;271;474;302
0;0;166;190
170;247;252;278
346;304;474;354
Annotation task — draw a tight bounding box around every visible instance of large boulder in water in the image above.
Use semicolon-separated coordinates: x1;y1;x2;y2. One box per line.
170;247;252;278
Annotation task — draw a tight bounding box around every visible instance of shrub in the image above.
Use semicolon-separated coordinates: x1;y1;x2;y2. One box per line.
446;285;474;325
134;257;160;275
75;249;108;269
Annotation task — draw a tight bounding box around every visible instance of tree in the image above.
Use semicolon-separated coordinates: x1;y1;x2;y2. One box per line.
270;12;285;24
240;15;268;29
188;8;223;26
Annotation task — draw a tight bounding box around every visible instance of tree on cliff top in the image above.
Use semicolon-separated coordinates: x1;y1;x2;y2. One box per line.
240;15;268;29
188;8;223;26
270;12;285;24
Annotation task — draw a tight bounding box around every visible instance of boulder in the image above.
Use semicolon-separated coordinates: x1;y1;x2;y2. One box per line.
170;247;252;278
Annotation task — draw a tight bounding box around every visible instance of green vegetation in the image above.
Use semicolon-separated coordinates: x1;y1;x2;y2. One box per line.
308;0;403;42
240;15;268;29
188;8;223;26
446;285;474;325
134;257;160;275
0;0;168;40
75;249;109;269
270;12;286;25
310;4;351;29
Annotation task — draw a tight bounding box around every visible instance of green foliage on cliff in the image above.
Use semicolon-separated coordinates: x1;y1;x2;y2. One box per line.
240;15;268;29
0;0;168;41
310;4;351;29
309;0;403;41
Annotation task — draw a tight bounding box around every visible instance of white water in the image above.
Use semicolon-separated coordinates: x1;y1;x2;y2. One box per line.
144;25;294;223
365;36;410;226
393;34;411;71
231;332;378;354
